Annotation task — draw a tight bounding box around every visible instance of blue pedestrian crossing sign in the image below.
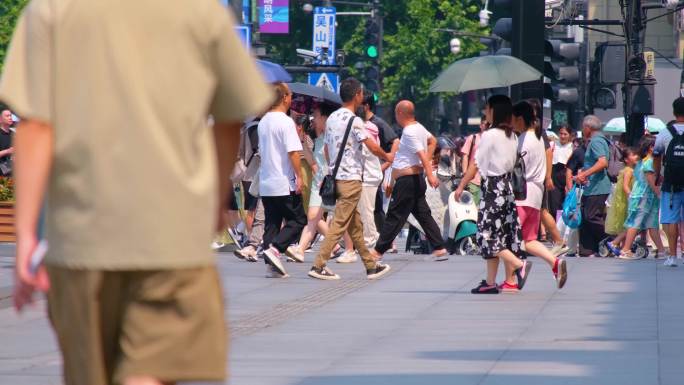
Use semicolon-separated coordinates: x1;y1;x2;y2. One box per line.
309;73;338;93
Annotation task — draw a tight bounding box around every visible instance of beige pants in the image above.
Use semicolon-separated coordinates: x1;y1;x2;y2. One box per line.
46;266;226;385
358;184;380;248
315;180;376;270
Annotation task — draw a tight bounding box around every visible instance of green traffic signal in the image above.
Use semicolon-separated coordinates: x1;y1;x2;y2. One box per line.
373;93;379;103
366;45;378;58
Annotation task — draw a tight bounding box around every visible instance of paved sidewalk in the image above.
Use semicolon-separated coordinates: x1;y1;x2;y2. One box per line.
0;249;683;385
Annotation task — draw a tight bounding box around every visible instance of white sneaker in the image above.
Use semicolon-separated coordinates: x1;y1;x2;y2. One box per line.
264;247;288;276
234;245;258;262
664;257;678;267
336;250;359;263
285;246;305;263
211;241;225;250
550;243;570;258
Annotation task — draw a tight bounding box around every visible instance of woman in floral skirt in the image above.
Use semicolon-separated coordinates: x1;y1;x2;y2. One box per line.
455;95;532;294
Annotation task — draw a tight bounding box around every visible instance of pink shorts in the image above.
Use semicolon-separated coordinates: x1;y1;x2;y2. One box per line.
516;206;541;242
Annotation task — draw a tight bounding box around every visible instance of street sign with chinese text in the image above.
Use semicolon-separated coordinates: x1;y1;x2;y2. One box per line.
309;6;338;92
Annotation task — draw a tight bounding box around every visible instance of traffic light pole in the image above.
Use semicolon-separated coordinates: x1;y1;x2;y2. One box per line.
511;0;545;107
575;2;589;130
624;0;648;146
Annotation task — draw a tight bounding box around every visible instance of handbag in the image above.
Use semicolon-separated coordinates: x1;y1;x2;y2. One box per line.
562;184;583;229
512;132;527;201
319;116;355;206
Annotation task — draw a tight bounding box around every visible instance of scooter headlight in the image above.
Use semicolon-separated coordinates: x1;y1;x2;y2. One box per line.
460;191;473;205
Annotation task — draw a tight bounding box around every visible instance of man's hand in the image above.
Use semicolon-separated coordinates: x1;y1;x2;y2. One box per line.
295;176;303;195
454;184;465;201
14;235;50;312
384;151;394;164
427;173;439;189
545;177;555;191
575;172;587;185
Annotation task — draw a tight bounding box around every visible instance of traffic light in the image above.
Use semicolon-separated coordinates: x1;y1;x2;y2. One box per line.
544;39;580;103
365;19;380;59
544;39;582;128
589;42;624;110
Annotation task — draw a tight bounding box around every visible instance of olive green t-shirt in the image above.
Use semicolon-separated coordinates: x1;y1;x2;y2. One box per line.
0;0;273;269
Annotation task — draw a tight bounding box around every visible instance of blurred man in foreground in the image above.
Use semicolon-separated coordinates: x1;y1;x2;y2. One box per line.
0;1;272;384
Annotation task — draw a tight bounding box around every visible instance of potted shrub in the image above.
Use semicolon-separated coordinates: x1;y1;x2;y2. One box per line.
0;177;16;242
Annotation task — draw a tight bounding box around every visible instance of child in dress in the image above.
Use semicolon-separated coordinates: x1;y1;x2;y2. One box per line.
605;147;638;254
619;136;665;259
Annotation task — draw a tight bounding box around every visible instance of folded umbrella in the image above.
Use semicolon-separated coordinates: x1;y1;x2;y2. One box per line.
430;55;542;94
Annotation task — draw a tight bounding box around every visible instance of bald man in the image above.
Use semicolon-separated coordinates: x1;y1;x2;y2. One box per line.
371;101;448;262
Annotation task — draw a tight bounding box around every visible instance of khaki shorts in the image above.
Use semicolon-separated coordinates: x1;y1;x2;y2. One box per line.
46;265;227;385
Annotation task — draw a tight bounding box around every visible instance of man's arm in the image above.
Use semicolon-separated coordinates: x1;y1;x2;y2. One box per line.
427;135;437;158
577;156;608;183
417;149;439;188
363;138;391;162
381;139;399;172
214;122;242;229
653;155;662;185
13;119;53;310
0;147;14;158
288;150;303;193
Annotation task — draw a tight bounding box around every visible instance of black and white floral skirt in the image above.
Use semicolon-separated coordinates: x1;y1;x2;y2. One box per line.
477;174;522;259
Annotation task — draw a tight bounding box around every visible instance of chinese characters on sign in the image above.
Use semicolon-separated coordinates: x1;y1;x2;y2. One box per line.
309;7;338;92
312;7;336;65
258;0;289;34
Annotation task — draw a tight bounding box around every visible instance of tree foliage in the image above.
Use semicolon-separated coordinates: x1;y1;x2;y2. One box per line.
0;0;29;75
344;0;486;120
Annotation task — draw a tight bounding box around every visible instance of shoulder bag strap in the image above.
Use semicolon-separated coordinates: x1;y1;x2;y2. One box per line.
517;132;526;154
468;133;477;161
331;116;355;179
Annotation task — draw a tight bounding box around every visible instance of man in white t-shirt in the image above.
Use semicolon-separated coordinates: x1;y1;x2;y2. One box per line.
371;100;448;262
357;113;384;251
309;78;392;281
258;83;306;278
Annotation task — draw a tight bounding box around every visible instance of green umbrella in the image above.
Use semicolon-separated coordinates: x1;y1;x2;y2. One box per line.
430;55;542;93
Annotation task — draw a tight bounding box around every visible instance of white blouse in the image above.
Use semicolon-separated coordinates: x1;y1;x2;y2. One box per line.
475;127;518;177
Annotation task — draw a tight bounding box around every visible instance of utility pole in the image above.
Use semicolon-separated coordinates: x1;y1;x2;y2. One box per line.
575;2;589;129
624;0;653;146
511;0;545;106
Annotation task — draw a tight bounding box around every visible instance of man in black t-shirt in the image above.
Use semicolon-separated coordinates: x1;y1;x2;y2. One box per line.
363;92;399;234
0;109;14;176
565;142;586;192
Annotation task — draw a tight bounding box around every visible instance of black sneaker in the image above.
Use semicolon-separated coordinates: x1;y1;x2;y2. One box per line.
471;280;500;294
308;266;341;280
514;260;533;290
366;262;392;280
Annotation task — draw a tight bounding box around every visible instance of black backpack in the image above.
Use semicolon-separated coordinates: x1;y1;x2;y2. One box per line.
663;123;684;190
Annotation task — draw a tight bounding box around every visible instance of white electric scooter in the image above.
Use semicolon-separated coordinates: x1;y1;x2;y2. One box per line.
446;190;479;255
